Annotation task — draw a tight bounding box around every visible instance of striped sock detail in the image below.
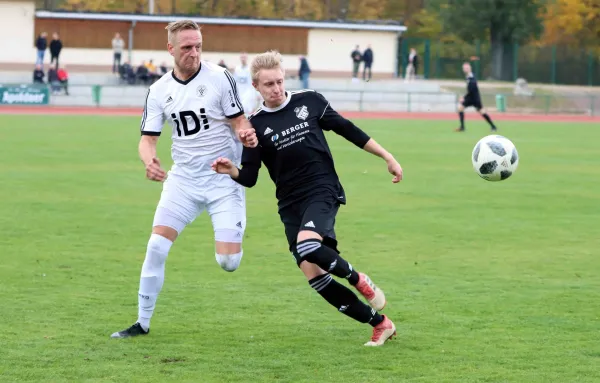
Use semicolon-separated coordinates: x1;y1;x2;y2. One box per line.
296;239;321;258
309;273;333;292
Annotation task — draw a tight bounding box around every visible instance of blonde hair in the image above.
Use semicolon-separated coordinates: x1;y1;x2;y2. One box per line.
165;20;201;44
251;50;285;83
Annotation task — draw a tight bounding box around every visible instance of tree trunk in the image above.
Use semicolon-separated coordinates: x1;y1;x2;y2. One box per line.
501;43;514;81
490;22;516;81
490;23;503;80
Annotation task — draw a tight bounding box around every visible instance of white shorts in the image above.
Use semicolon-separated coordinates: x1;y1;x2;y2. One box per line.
152;173;246;242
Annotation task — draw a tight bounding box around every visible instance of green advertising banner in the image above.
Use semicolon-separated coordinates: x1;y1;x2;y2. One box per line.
0;85;50;105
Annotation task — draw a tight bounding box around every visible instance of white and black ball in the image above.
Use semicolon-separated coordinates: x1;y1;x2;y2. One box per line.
472;135;519;181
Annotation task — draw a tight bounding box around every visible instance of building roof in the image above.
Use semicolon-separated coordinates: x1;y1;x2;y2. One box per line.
35;10;407;33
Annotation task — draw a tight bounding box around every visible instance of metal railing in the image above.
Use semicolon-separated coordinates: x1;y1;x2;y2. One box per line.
0;83;598;116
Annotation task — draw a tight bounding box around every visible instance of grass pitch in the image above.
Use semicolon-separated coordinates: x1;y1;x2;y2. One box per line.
0;114;599;382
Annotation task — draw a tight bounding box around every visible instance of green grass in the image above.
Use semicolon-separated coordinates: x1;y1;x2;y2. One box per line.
1;115;599;382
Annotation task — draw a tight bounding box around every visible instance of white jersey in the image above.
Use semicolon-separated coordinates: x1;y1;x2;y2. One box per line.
140;61;245;182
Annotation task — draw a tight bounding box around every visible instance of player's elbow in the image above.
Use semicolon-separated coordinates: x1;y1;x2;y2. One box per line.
243;177;258;188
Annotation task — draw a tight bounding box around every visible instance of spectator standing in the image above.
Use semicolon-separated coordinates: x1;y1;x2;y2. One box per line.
350;45;362;79
112;32;125;73
35;32;48;66
49;32;63;70
405;48;418;82
298;56;311;89
362;44;373;81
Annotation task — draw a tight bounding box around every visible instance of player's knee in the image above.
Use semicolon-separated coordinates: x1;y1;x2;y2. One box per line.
214;229;244;272
297;229;322;243
215;252;243;272
142;234;173;277
214;228;244;245
300;260;327;280
295;238;322;262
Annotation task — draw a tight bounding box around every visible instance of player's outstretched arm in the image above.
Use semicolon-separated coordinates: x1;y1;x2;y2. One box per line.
211;146;261;187
139;135;166;182
362;139;403;183
318;101;402;183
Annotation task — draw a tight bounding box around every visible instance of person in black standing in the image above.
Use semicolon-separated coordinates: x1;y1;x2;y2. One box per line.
350;45;362;79
35;32;48;66
298;55;311;89
50;32;63;70
456;62;497;132
212;50;403;347
362;44;373;81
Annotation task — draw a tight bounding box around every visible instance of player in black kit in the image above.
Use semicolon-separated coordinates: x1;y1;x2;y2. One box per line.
212;51;403;346
456;62;497;132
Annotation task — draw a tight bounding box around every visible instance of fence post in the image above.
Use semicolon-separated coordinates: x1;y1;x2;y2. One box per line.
590;95;595;117
588;51;594;86
92;85;102;107
435;41;440;79
551;45;557;84
359;90;364;112
475;40;481;78
407;92;411;113
398;37;406;79
424;39;430;79
454;93;458;112
544;94;551;114
513;43;519;81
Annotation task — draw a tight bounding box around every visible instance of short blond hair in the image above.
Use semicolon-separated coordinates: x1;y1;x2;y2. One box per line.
251;50;284;83
165;20;200;43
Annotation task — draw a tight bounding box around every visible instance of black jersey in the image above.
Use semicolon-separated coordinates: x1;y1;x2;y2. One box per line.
464;73;481;103
234;90;371;209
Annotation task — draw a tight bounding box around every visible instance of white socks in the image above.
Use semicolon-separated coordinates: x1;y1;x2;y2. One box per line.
137;234;173;330
215;251;243;272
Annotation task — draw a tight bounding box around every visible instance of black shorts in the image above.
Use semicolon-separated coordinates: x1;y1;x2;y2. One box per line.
278;192;341;260
462;98;483;110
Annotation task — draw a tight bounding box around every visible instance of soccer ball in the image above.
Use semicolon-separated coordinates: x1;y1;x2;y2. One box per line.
472;135;519;181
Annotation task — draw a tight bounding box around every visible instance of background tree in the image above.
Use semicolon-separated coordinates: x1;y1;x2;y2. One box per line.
541;0;600;49
432;0;544;81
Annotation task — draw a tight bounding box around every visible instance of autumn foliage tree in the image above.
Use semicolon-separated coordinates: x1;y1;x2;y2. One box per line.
540;0;600;49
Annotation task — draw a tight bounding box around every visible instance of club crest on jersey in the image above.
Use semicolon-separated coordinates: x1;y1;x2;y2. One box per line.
294;105;309;120
196;85;207;98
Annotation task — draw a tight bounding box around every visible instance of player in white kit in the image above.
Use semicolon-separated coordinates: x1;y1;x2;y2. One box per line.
111;20;258;339
233;53;260;116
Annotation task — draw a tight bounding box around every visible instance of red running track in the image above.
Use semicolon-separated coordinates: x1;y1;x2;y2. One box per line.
1;105;599;122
